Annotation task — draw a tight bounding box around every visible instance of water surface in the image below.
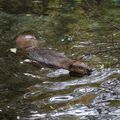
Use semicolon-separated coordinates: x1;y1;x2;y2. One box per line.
0;0;120;120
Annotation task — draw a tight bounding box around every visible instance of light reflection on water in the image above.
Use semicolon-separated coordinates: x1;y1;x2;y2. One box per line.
50;95;74;103
19;68;120;120
45;69;120;91
0;43;119;120
0;1;120;119
49;106;99;117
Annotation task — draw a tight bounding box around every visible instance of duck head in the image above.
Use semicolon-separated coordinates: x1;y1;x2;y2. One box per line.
16;35;38;50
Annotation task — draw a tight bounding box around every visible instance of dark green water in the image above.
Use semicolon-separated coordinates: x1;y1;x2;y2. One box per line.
0;0;120;120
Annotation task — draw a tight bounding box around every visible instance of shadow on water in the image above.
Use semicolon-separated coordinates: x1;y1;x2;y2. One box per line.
0;0;120;120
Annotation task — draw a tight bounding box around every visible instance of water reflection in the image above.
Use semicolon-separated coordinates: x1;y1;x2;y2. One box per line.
47;69;69;78
19;68;120;119
50;95;74;103
0;0;120;120
46;69;120;91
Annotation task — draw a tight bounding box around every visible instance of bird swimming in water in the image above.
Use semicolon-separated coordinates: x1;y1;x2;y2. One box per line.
16;34;92;77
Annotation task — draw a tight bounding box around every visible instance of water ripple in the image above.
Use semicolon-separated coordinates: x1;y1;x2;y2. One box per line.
50;105;99;117
49;68;120;91
50;95;73;103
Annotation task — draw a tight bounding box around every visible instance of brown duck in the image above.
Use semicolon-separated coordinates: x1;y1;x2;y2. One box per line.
16;35;92;77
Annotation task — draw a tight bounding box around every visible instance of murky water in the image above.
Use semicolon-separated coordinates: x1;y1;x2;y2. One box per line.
0;1;120;120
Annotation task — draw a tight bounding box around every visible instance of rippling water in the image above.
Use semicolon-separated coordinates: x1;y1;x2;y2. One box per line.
0;0;120;120
10;68;119;120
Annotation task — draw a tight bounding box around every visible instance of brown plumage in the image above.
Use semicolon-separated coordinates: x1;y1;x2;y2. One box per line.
16;35;92;77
